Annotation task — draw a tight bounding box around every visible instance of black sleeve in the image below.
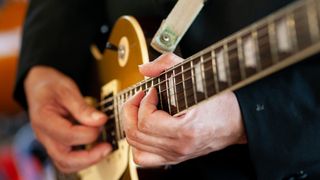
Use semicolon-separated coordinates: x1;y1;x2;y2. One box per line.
14;0;105;108
235;55;320;179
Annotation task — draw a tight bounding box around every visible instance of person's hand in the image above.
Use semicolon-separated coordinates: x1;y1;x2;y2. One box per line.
24;66;112;173
122;53;247;167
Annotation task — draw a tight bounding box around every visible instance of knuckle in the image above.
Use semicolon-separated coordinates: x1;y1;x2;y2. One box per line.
126;128;138;140
56;159;72;171
137;118;149;132
175;145;192;156
64;131;77;145
179;125;198;140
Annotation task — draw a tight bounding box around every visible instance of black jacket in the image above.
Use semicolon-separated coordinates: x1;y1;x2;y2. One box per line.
14;0;320;179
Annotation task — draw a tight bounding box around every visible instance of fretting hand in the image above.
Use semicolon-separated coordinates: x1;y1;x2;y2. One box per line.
122;53;247;167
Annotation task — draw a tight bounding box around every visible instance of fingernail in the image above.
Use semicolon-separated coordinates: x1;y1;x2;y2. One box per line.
91;112;104;121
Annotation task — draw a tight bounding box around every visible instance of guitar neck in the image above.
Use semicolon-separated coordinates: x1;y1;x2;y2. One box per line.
102;0;320;141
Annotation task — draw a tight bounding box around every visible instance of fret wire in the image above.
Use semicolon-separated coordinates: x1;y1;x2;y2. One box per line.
287;13;299;52
252;29;262;72
173;69;180;113
200;55;208;99
181;64;189;109
99;15;311;108
268;20;280;64
211;50;219;93
113;96;121;140
117;95;123;139
99;1;312;107
165;73;172;115
236;36;246;80
160;67;215;96
148;1;306;78
117;15;311;101
307;0;320;43
157;77;164;110
190;60;198;104
224;44;232;86
162;80;219;110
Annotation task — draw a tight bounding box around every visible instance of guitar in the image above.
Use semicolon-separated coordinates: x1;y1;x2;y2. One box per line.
79;0;320;179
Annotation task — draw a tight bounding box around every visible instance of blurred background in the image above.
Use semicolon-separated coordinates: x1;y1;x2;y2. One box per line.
0;1;54;180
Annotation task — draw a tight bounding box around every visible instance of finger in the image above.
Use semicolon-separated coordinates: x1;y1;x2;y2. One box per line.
126;135;179;160
132;148;173;167
121;90;145;136
139;53;183;77
59;82;107;127
42;135;112;173
138;88;181;137
33;111;101;146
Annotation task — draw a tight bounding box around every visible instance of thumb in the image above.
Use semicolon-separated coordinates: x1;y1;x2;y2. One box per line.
60;83;107;127
139;53;183;77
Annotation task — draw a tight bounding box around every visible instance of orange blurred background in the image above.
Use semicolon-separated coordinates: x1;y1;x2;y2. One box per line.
0;0;27;114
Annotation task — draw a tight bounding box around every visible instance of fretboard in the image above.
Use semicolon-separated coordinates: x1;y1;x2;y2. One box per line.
101;0;320;143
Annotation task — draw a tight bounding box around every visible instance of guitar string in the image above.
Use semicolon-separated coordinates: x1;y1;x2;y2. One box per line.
97;2;314;139
98;7;313;108
112;12;311;99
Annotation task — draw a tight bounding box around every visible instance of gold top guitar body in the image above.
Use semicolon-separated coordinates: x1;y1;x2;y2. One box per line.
80;16;148;180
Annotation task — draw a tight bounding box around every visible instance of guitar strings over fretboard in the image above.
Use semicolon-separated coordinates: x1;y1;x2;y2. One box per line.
99;0;320;142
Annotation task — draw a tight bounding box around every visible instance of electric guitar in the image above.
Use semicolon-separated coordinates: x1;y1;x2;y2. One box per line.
79;0;320;179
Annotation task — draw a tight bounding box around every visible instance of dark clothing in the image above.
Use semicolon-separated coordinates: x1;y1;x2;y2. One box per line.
14;0;320;179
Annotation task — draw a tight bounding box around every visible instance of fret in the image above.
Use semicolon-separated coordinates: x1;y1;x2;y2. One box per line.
307;0;320;43
242;33;258;77
190;60;198;104
165;72;172;115
237;37;246;80
117;95;125;139
252;29;262;72
174;66;186;112
192;57;206;102
200;55;208;99
268;21;279;64
114;96;121;140
293;3;313;50
215;47;228;91
172;69;179;113
183;61;196;107
223;44;232;86
146;79;152;89
135;85;140;93
166;70;178;115
141;82;146;91
181;65;189;109
124;92;128;102
227;40;242;84
159;74;169;112
257;24;273;69
154;77;163;110
287;13;299;52
275;16;294;60
211;50;220;93
202;51;216;97
129;88;134;97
